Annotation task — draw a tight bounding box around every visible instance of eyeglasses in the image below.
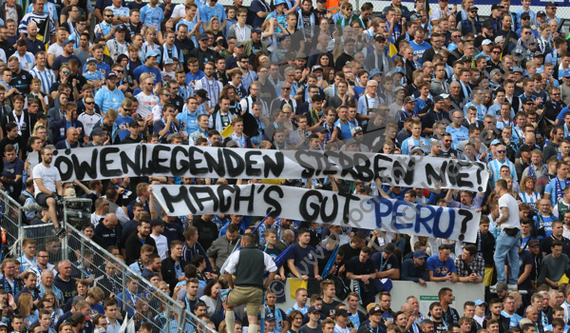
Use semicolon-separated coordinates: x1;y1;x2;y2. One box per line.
106;15;114;17
123;108;132;111
492;51;500;54
552;93;561;96
497;150;506;153
281;87;291;90
85;102;94;105
62;71;70;74
163;94;171;97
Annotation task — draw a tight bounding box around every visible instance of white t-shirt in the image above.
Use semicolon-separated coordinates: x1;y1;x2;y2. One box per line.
32;163;61;196
78;112;103;137
47;43;64;57
150;234;168;260
498;193;521;230
135;91;159;118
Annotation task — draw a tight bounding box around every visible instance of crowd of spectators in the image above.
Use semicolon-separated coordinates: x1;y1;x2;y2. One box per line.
0;0;568;332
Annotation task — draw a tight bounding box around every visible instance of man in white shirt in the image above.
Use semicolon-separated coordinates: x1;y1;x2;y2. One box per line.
106;26;129;61
493;179;521;291
194;61;223;108
32;147;63;228
135;75;159;118
47;28;66;68
150;219;168;260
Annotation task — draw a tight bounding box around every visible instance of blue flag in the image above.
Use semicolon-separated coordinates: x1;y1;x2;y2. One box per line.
321;245;339;278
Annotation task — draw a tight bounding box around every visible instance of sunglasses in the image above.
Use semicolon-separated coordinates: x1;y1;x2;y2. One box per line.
106;15;114;17
62;71;70;74
123;108;132;112
163;94;171;97
497;150;506;153
85;102;94;105
282;87;291;90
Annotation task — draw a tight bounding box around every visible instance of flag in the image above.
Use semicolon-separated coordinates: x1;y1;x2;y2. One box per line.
36;17;50;45
220;124;234;138
321;244;339;278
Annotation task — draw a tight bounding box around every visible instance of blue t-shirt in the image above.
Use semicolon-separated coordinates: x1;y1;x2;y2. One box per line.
185;70;206;85
289;243;317;278
426;255;456;277
153;120;180;142
82;61;111;75
446;125;469;150
94;86;125;114
140;4;164;29
52;55;82;73
410;40;431;64
200;3;226;25
116;114;134;141
133;64;162;85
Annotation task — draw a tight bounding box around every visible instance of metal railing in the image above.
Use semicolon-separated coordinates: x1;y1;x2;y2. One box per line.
0;189;214;333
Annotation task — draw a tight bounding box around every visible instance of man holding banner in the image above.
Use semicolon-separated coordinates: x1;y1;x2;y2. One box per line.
224;233;277;333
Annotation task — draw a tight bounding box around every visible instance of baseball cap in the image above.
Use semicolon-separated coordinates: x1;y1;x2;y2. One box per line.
520;145;532;153
195;89;210;101
410;13;421;20
410;146;425;155
265;312;276;321
496;282;508;292
252;27;262;33
394;86;405;93
351;126;363;136
404;96;416;104
316;0;326;3
369;307;382;315
534;51;544;58
369;68;382;79
468;5;478;11
433;95;444;103
494;36;505;44
474;300;487;307
128;120;140;128
537;10;546;17
313;126;326;133
146;49;159;59
413;249;428;259
308;306;321;314
91;127;106;136
275;0;286;5
115;24;127;32
482;39;492;46
105;71;118;79
384;243;395;254
226;140;238;148
1;170;15;178
490;139;501;146
280;34;291;41
522;97;534;104
483;21;494;30
393;67;405;75
311;65;323;73
235;41;244;48
375;35;386;43
527;239;540;247
345;139;358;147
546;1;557;7
520;12;530;19
86;57;97;65
440;93;450;99
491;4;503;10
198;33;210;41
164;58;175;65
62;38;74;46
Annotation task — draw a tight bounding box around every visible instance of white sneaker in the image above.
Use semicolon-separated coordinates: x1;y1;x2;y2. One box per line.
507;284;518;291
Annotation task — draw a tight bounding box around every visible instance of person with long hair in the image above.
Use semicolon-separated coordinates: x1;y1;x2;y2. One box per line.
134;298;152;332
141;27;162;63
199;280;222;316
158;18;175;45
286;310;303;333
519;176;541;210
17;293;36;328
207;17;228;51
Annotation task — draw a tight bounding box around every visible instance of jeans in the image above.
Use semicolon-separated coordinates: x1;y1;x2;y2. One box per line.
493;229;521;285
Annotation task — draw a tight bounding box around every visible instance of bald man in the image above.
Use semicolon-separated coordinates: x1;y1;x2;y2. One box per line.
25;22;44;55
94;213;119;247
54;127;82;149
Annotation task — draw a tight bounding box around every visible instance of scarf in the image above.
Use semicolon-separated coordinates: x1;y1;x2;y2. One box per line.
162;42;179;63
267;306;284;333
555;176;570;204
2;276;18;296
199;76;220;108
213;111;233;132
529;163;546;179
296;9;315;38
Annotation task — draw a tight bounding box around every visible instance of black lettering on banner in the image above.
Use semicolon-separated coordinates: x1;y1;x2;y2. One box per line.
100;147;121;177
352;153;373;182
263;185;284;216
217;185;237;213
263;151;285;178
120;145;142;176
392;157;415;185
203;148;225;176
189;186;219;212
223;149;245;178
140;145;152;174
171;146;189;176
299;190;322;221
54;155;74;181
337;151;358;179
295;150;316;179
457;209;473;241
475;163;485;192
372;154;393;184
151;145;171;174
161;186;194;214
244;150;262;177
233;184;256;212
339;191;360;224
189;146;209;174
72;149;98;180
321;151;337;176
424;163;444;187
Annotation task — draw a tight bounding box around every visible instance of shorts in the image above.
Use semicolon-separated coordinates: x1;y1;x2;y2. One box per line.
227;286;263;315
36;193;51;206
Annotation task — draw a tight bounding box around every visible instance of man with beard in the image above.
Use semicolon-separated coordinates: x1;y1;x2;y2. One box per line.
124;219;157;265
194;61;223;109
256;65;276;107
32;147;63;228
189;34;217;71
174;24;194;66
94;71;125;115
429;302;448;333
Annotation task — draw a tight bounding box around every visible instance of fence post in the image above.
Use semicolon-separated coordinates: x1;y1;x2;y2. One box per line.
16;201;24;259
176;307;185;333
121;266;127;312
79;233;86;279
60;218;68;261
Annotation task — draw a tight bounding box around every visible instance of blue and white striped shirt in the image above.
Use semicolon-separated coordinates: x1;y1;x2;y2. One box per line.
18;12;56;37
29;66;57;95
489;158;517;187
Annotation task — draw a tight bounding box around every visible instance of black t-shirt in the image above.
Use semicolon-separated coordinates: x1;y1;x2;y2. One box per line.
0;136;21;171
121;135;143;144
346;256;376;277
10;70;32;96
300;324;321;333
192;217;218;250
321;299;341;318
433;320;447;333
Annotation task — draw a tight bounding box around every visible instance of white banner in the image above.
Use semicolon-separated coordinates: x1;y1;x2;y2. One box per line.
151;184;480;242
31;144;489;191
